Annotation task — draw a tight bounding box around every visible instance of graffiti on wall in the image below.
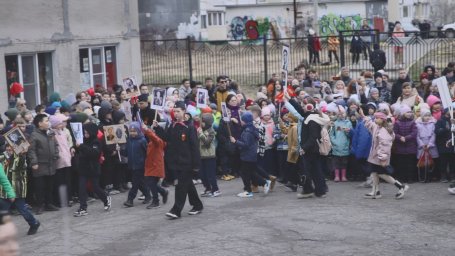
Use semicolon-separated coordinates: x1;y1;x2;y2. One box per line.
228;16;288;40
319;13;363;36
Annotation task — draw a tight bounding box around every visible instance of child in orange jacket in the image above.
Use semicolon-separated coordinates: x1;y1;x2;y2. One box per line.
142;121;169;209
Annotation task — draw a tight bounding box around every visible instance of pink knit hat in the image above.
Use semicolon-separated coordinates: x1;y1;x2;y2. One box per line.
261;106;271;117
374;111;388;121
426;95;441;108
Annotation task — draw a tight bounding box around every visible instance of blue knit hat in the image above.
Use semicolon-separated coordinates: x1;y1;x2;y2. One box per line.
241;111;253;124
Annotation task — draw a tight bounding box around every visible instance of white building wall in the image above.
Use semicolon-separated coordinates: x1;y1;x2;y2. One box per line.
0;0;141;114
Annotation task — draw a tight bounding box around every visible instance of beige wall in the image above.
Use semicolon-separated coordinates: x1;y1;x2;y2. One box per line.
0;0;141;115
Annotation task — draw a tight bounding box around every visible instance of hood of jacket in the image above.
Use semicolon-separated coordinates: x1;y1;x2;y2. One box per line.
83;123;99;142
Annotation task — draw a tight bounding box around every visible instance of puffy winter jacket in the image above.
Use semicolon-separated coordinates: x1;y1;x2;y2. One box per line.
235;124;259;162
364;117;394;166
350;120;372;159
393;118;417;155
330;119;352;156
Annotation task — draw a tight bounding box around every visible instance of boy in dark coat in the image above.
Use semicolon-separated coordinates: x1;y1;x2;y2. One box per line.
158;101;203;219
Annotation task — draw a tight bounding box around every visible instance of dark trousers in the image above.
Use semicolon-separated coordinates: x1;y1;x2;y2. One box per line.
437;153;455;180
78;176;107;210
393;154;417;183
240;161;258;193
170;170;203;216
55;167;72;206
310;50;320;64
276;150;287;179
34;175;55;207
352;53;360;64
328;50;339;63
0;198;38;226
145;176;166;203
302;153;327;196
200;158;219;193
128;169;151;201
285;161;301;185
220;150;241;176
258;149;276;176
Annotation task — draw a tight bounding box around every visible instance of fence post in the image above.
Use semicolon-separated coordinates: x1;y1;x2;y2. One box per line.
187;36;193;82
263;37;268;84
339;31;345;67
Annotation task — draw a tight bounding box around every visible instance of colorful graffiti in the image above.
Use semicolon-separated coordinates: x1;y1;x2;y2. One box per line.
319;13;363;37
228;16;286;40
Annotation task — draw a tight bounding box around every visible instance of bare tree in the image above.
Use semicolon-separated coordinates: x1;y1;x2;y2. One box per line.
430;0;455;26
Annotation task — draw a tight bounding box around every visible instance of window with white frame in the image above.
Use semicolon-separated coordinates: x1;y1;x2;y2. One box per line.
207;11;225;27
79;46;117;92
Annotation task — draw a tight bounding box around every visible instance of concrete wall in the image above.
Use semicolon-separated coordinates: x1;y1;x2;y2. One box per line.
0;0;141;114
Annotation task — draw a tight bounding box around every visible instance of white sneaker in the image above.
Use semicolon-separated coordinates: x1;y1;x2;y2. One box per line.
448;187;455;195
237;191;253;198
395;185;409;199
196;179;202;184
364;191;382;199
192;179;198;185
264;180;271;194
211;191;221;197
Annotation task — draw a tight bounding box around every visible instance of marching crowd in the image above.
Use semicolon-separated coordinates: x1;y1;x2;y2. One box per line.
1;60;455;236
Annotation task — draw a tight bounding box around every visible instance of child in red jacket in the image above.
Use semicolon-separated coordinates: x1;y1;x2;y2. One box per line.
142;121;169;209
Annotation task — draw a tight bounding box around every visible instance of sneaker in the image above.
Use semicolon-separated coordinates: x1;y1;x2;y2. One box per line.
138;195;145;200
200;191;211;197
285;182;298;192
143;197;152;204
448;187;455;195
74;208;88;217
27;221;40;235
251;185;259;193
211;191;222;197
104;196;112;211
146;201;160;209
188;207;203;215
221;175;229;181
196;179;203;184
162;189;169;204
449;183;455;189
123;199;133;207
193;179;198;185
237;191;253;198
297;192;314;199
165;212;180;219
441;178;449;183
315;193;327;198
269;175;277;191
395;185;409;199
364;191;382;199
263;180;271;194
227;175;236;180
109;189;120;195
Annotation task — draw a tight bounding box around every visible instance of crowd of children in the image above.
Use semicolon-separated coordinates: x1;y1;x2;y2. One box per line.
1;62;455;235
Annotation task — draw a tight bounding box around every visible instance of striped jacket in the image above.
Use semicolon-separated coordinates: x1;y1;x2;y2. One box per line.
0;153;28;199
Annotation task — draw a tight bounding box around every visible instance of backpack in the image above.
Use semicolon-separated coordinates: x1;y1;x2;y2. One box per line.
371;51;383;68
317;126;332;156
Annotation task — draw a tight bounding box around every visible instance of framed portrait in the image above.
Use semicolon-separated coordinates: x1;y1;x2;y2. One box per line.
122;76;137;90
103;125;127;145
196;88;208;108
281;44;290;71
221;102;230;122
70;122;84;145
150;88;166;110
4;127;30;155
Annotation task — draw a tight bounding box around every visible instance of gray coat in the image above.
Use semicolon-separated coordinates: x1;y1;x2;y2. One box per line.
27;129;59;177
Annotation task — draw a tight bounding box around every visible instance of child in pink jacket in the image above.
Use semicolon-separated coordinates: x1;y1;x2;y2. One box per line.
360;109;409;199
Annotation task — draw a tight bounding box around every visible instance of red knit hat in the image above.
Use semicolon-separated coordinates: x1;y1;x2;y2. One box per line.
245;99;254;109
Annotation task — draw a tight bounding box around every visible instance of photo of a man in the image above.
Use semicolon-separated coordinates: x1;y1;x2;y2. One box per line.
106;127;115;141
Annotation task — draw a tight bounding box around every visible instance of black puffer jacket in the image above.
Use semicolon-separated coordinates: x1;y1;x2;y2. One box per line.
77;123;102;177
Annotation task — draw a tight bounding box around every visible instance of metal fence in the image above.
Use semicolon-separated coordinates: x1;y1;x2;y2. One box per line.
141;31;455;86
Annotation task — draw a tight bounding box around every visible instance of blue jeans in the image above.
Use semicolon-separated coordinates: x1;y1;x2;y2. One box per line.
0;198;38;226
128;169;151;201
145;176;166;203
200;158;219;192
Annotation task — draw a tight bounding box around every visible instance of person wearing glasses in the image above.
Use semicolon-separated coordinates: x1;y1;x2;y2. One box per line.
214;76;229;113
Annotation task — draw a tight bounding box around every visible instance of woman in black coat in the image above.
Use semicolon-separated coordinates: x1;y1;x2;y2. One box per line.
350;34;363;64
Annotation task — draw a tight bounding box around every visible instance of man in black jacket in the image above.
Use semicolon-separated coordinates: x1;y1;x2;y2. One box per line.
369;44;386;72
157;101;203;219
